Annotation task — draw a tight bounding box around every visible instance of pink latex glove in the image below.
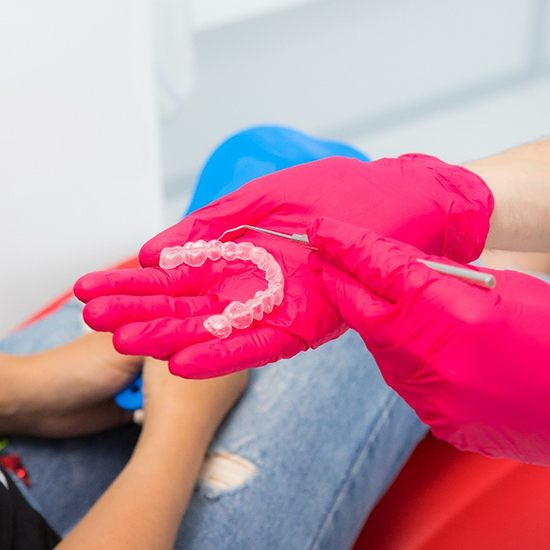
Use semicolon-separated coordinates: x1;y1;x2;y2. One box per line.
309;216;550;465
75;155;492;378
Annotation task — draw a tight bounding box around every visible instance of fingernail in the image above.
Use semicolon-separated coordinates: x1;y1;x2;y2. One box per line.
133;409;145;425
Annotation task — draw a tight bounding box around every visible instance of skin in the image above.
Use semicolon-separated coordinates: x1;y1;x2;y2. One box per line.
480;249;550;274
464;137;550;254
0;333;141;437
60;359;247;550
0;333;247;549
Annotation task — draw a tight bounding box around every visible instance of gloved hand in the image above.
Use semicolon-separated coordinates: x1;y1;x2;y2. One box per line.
309;216;550;465
74;155;493;378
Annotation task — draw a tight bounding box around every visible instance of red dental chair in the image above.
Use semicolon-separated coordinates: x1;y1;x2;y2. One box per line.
354;433;550;549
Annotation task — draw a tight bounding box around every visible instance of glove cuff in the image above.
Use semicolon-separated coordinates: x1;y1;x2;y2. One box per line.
399;154;495;263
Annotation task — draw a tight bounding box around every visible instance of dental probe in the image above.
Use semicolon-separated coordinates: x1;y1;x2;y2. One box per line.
219;225;316;248
219;225;496;289
416;258;496;289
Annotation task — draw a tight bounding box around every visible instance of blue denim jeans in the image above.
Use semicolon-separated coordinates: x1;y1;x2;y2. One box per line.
1;300;427;549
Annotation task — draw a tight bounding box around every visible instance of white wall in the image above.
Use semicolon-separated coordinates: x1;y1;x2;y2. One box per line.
162;0;550;218
0;1;163;335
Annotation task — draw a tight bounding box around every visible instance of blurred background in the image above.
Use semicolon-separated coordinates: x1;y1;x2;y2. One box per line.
1;0;549;334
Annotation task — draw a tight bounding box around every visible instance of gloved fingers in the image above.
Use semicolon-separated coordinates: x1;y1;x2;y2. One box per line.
113;316;214;358
139;183;275;267
168;327;307;378
74;265;203;303
308;216;439;303
316;260;397;344
83;294;219;332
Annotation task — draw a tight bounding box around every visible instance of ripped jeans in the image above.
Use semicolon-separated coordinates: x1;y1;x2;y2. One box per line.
1;300;427;549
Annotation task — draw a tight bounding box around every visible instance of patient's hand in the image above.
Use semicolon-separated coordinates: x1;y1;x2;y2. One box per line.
0;332;142;437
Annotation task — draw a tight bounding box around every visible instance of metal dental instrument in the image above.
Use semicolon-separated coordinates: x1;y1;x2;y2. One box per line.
219;225;315;248
219;225;496;289
416;258;496;289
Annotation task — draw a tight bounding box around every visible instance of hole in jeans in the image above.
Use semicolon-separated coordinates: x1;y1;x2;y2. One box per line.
199;451;257;494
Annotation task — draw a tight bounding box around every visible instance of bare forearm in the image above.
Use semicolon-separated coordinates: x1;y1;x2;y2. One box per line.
463;138;550;252
58;421;213;550
0;347;134;437
0;354;40;427
56;361;246;549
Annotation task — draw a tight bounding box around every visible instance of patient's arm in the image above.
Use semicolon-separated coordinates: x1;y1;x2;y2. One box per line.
463;138;550;252
57;359;247;550
0;333;141;437
481;249;550;275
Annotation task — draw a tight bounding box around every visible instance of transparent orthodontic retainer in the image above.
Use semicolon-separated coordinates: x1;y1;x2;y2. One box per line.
159;239;285;338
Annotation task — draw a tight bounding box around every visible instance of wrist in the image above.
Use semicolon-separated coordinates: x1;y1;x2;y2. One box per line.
135;413;215;462
0;355;42;416
463;139;550;252
140;398;220;442
464;158;539;251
